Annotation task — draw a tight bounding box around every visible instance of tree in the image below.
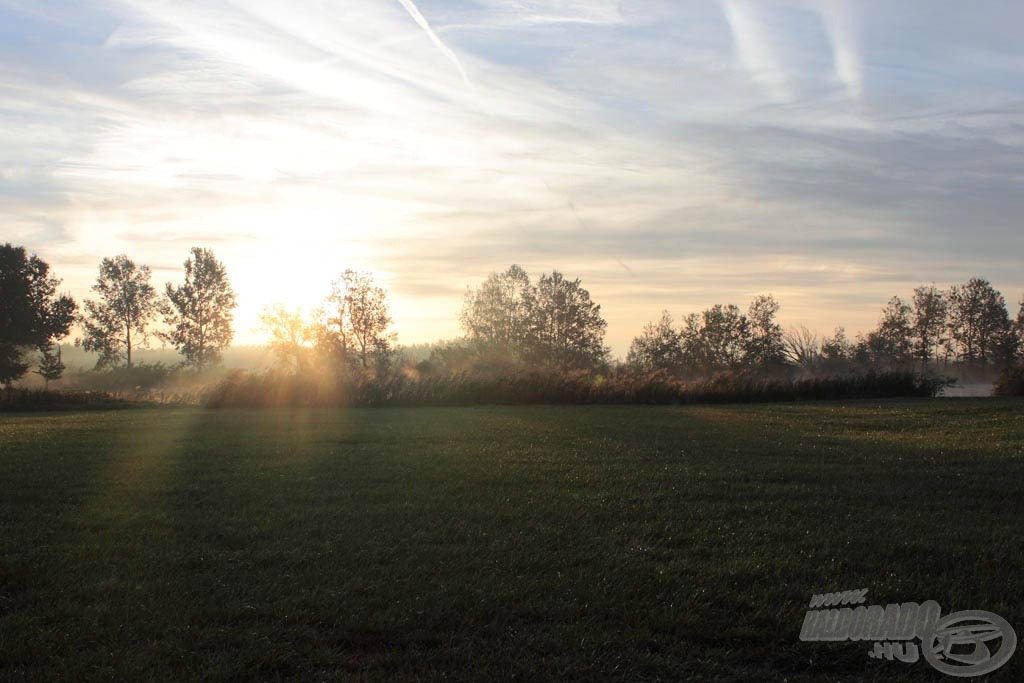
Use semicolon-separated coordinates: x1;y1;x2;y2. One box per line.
745;294;786;368
162;247;237;371
947;278;1012;365
783;325;819;370
627;311;682;372
910;285;947;371
678;313;704;374
523;271;608;370
315;270;393;372
259;305;313;373
460;265;532;357
35;343;65;388
673;305;750;373
77;255;159;369
0;243;76;386
1017;296;1024;362
697;304;749;370
865;296;913;366
852;333;872;366
820;327;853;367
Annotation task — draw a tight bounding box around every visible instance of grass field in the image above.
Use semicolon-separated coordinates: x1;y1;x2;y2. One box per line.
1;400;1022;681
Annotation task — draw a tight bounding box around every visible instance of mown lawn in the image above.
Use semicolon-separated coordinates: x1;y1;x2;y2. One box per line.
1;400;1022;681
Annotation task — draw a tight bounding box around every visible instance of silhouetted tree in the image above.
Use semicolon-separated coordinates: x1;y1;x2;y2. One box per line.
820;327;853;370
865;296;913;366
460;265;532;358
627;310;682;372
783;325;819;370
259;304;312;372
678;313;704;374
1016;296;1024;362
524;271;608;370
697;304;748;370
947;278;1012;366
162;247;237;371
78;255;159;369
746;294;786;368
852;333;872;366
0;243;76;386
910;285;947;371
35;343;65;388
316;270;393;372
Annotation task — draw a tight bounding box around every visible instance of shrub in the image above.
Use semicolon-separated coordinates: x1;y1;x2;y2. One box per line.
203;369;951;409
994;366;1024;396
70;362;173;392
0;387;132;412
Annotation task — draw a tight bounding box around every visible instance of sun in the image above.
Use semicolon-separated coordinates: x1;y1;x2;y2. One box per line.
222;208;381;345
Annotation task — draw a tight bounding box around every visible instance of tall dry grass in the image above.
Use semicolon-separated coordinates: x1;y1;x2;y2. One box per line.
202;368;950;408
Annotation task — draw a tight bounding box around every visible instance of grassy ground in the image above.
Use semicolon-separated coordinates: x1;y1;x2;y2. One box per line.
1;400;1022;681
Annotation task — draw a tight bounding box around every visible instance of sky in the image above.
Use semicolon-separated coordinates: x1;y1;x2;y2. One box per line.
2;0;1024;355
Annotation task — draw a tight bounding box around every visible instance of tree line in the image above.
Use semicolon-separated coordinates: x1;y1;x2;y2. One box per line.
259;264;609;375
628;279;1024;376
3;242;1024;390
1;244;236;387
627;296;786;374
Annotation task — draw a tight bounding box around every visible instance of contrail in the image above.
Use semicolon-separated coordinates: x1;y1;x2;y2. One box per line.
396;0;471;86
721;0;790;101
816;0;862;100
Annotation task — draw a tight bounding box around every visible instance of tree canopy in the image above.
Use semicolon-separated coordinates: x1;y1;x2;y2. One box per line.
260;304;313;373
461;266;608;370
0;243;76;385
314;269;394;372
34;343;65;388
947;278;1014;365
626;310;682;372
78;254;159;369
460;264;532;356
162;247;237;371
628;296;788;375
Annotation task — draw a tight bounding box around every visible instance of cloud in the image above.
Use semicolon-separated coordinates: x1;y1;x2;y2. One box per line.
2;0;1024;352
470;0;623;26
814;0;863;99
720;0;792;101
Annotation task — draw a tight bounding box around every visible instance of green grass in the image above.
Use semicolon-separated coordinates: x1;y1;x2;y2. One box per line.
1;400;1022;681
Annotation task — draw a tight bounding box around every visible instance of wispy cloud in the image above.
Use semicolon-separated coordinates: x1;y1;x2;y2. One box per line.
474;0;623;26
2;0;1023;351
814;0;863;99
720;0;792;101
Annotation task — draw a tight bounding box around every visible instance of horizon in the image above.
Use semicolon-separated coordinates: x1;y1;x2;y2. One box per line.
4;1;1024;354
